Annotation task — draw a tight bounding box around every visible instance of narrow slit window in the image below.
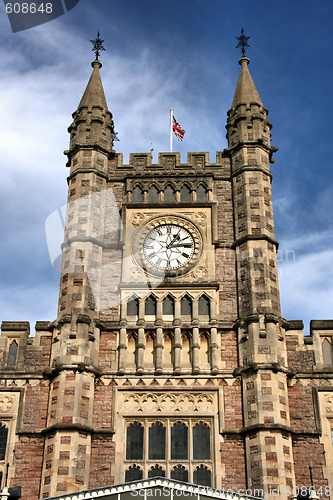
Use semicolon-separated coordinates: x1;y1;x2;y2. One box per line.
7;340;18;367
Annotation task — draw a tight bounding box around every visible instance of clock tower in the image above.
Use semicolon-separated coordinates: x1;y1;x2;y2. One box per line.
4;35;332;500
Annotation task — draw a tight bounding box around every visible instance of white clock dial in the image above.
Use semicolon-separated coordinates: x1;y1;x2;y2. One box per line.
143;225;194;270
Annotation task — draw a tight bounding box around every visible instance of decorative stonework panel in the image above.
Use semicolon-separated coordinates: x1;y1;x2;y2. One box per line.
121;391;215;415
0;395;14;413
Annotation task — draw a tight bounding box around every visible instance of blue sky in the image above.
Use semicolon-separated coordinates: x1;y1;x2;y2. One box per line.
0;0;332;332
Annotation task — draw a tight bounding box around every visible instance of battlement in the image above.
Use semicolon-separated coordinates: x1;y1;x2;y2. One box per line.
0;321;53;373
110;151;231;175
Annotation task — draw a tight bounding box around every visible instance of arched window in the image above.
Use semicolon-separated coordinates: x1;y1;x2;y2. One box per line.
148;186;159;202
199;333;210;366
0;424;8;461
180;185;191;202
196;184;208;202
164;185;176;202
193;465;211;487
125;465;143;482
145;296;157;315
171;465;188;482
198;295;210;316
126;422;144;460
322;339;333;365
181;295;192;316
171;422;188;459
149;422;166;459
132;185;143;202
127;297;139;316
7;340;18;366
193;422;210;459
148;465;165;478
163;333;173;367
127;333;136;368
163;296;174;315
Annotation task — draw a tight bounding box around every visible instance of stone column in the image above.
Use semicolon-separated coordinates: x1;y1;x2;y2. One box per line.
210;327;219;374
118;328;127;373
155;327;163;373
192;327;200;374
137;328;145;373
174;327;182;373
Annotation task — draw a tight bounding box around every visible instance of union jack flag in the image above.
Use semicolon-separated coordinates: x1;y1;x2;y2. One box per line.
172;116;186;141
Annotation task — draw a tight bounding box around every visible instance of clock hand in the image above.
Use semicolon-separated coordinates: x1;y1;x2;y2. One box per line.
166;233;180;249
170;243;192;248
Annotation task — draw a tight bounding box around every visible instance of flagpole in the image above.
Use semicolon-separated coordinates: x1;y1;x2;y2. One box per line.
170;108;173;152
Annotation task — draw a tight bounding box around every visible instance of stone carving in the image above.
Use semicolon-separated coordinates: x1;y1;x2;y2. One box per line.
121;392;214;414
325;395;333;413
193;212;207;226
130;267;145;281
132;213;145;226
0;394;14;413
192;266;208;279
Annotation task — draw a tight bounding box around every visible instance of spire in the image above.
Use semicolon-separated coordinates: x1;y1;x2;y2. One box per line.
67;33;115;154
78;59;109;111
231;56;263;109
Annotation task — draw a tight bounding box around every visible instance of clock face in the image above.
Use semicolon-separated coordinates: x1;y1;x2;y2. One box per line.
143;224;195;270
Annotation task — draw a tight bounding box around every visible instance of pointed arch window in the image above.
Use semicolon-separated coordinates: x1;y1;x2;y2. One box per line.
198;295;210;316
149;422;166;459
163;296;174;316
125;465;143;482
127;297;139;317
148;186;159;202
171;422;188;459
196;184;208;202
0;424;8;461
7;340;18;366
181;295;192;316
132;185;143;202
193;465;211;487
171;465;188;482
126;422;144;460
148;465;165;478
145;296;157;316
164;185;176;202
180;185;191;202
193;422;210;459
322;339;333;365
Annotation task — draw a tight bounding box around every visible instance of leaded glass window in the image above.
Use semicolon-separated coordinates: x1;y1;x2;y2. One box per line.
164;185;175;202
180;185;191;202
163;296;174;315
132;186;143;202
148;186;159;202
171;465;188;482
148;465;165;478
193;422;210;459
149;422;166;459
125;465;143;482
171;422;188;459
196;184;208;202
181;296;192;316
145;296;157;315
193;465;211;487
198;295;210;316
126;422;143;460
127;297;139;316
0;424;8;461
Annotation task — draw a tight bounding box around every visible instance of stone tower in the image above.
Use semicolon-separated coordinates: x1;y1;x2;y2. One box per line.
1;50;332;500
